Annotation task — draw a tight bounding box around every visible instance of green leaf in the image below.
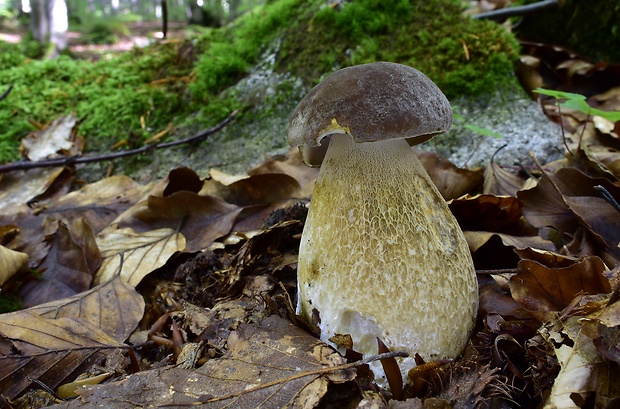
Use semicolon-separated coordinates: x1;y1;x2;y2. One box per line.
535;88;620;122
534;88;586;101
561;100;620;122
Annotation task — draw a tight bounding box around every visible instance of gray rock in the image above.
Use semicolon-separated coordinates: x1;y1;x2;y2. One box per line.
80;51;562;182
439;89;564;169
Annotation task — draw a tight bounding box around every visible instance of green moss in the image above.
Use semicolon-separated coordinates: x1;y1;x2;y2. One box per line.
0;40;197;163
0;293;21;313
277;0;520;98
190;0;304;100
0;0;522;166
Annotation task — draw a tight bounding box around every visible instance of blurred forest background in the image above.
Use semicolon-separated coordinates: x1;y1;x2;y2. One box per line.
0;0;263;55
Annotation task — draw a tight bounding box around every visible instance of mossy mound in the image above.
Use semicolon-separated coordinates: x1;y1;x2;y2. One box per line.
276;0;520;97
1;0;522;172
0;39;198;163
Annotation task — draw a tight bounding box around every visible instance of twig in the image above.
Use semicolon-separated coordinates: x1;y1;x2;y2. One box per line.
472;0;559;20
0;84;13;102
0;110;238;173
594;185;620;214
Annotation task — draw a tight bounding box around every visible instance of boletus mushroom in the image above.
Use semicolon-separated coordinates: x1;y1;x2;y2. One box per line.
287;62;478;382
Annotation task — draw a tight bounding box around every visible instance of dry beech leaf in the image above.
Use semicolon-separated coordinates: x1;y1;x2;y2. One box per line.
53;316;355;408
509;257;611;322
449;194;526;233
29;276;145;341
94;226;185;287
0;311;126;400
20;114;78;161
163;167;204;196
249;149;320;194
483;159;526;197
0;244;28;286
542;317;602;409
518;172;578;233
514;248;579;268
19;221;97;308
519;167;620;259
464;231;555;253
41;175;152;233
0;277;143;399
116;191;241;253
0;208;52;269
416;148;483;200
201;173;301;207
0;167;73;216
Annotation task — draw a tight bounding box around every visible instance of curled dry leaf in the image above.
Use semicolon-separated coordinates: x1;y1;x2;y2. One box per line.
41;175;153;233
0;167;73;217
94;226;186;287
201;172;301;207
519;167;620;260
509;256;611;322
483;158;527;197
19;220;99;308
20;114;78;162
465;231;555;254
116;191;241;253
52;316;355;408
248;149;320;197
416;148;483;200
0;312;124;399
0;244;28;286
449;194;526;233
541;317;602;409
0;277;142;399
29;276;145;342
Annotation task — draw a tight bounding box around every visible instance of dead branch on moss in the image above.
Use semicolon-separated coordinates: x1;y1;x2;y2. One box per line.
0;110;238;173
0;84;13;103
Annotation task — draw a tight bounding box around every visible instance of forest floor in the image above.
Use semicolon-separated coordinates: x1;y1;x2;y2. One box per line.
0;20;189;59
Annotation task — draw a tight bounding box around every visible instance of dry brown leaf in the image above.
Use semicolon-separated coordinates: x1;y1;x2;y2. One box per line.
94;226;185;287
0;244;28;286
464;231;555;253
53;316;355;408
0;311;126;399
541;317;602;409
116;191;241;252
509;256;611;322
162;166;204;196
519;167;620;260
483;159;527;197
20;114;78;161
249;149;320;195
0;167;73;216
449;194;526;233
41;175;152;233
416;149;483;200
19;221;98;308
29;276;145;341
201;173;301;207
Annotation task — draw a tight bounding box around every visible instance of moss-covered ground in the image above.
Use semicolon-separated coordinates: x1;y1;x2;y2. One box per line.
0;0;520;164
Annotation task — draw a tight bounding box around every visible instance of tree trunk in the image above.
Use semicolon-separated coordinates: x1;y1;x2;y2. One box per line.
29;0;68;57
49;0;68;53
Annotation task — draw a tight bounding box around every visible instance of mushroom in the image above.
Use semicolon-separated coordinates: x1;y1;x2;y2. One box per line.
287;62;478;381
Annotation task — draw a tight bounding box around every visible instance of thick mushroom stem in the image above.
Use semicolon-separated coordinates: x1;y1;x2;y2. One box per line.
297;134;478;378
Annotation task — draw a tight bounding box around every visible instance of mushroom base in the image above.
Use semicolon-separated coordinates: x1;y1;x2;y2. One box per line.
296;134;478;384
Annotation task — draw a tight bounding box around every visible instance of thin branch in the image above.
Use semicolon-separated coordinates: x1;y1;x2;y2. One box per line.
0;84;13;102
472;0;559;20
0;110;238;173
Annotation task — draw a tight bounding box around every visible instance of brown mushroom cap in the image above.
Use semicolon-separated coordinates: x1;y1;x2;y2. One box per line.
287;61;453;166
